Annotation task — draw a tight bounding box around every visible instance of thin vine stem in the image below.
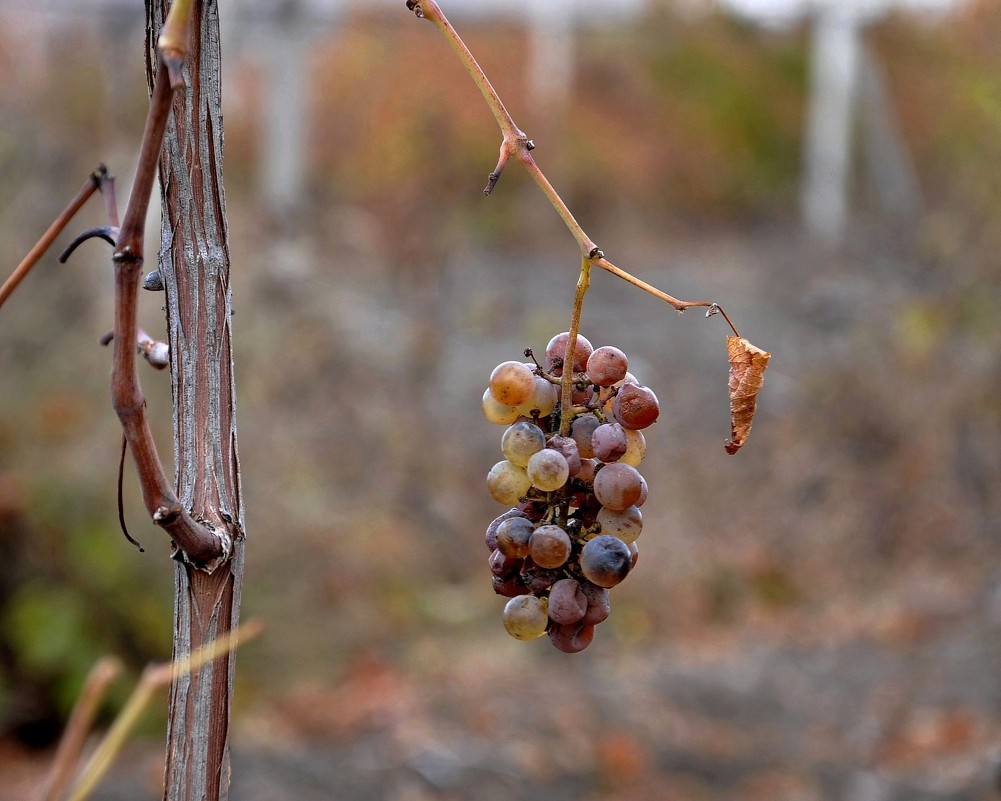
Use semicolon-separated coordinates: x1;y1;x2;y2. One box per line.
559;256;591;437
0;166;107;310
407;0;741;338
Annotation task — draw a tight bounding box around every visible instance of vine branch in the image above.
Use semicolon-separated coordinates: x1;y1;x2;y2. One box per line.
406;0;740;333
110;0;226;570
0;166;109;310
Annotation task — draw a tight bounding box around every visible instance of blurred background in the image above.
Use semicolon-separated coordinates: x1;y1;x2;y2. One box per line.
1;0;1000;798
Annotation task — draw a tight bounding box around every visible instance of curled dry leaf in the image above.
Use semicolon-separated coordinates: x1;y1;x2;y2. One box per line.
724;336;770;455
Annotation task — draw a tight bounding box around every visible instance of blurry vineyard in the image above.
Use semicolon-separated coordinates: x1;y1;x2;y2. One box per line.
1;3;1000;799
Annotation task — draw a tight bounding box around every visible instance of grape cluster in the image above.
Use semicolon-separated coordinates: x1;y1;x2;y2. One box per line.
481;332;660;653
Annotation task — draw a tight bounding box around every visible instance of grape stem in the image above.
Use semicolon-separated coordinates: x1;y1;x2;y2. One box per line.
406;0;742;337
559;256;590;437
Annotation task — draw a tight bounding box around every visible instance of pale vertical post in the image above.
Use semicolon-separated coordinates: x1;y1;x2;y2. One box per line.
801;7;863;243
259;0;315;217
527;0;575;112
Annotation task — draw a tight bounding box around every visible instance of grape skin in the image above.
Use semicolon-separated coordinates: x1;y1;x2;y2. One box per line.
612;383;660;430
596;504;643;544
503;595;549;640
487;460;532;506
489;361;536;407
591;422;627;463
593;462;643;511
547;622;595;653
496;516;534;558
526;449;570;492
546;435;582;477
528;524;572;569
547;578;587;625
501;421;546;467
586;345;629;387
580;534;633;588
482;388;520;425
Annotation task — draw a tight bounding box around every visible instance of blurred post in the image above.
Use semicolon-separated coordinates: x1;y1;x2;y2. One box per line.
858;41;922;221
259;0;319;218
527;0;575;112
801;6;862;244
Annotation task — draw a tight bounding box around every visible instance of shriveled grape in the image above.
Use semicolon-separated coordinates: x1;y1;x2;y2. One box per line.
547;622;595;653
547;578;587;625
612;383;660;430
579;581;611;625
546;435;581;477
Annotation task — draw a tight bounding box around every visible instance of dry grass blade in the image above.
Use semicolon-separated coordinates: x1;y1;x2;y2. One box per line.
39;657;122;801
63;619;263;801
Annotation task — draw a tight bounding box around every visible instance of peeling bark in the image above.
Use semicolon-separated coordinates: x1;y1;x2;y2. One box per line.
145;2;245;799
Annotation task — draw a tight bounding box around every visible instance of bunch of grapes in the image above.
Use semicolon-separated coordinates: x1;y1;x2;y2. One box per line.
481;332;660;653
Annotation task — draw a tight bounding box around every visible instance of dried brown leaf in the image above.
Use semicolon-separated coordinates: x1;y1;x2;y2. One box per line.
724;336;770;455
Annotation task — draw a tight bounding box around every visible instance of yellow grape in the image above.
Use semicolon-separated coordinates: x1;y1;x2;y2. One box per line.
482;388;520;425
619;428;646;467
503;595;549;640
487;460;531;505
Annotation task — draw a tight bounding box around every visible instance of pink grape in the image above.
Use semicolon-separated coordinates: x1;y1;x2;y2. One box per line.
547;578;588;625
593;463;643;510
591;422;627;463
547;622;595;653
545;332;593;375
586;346;629;387
612;383;660;430
570;413;600;458
579;581;611;625
546;435;581;477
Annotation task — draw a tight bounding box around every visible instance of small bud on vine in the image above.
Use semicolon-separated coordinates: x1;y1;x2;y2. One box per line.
143;269;165;291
